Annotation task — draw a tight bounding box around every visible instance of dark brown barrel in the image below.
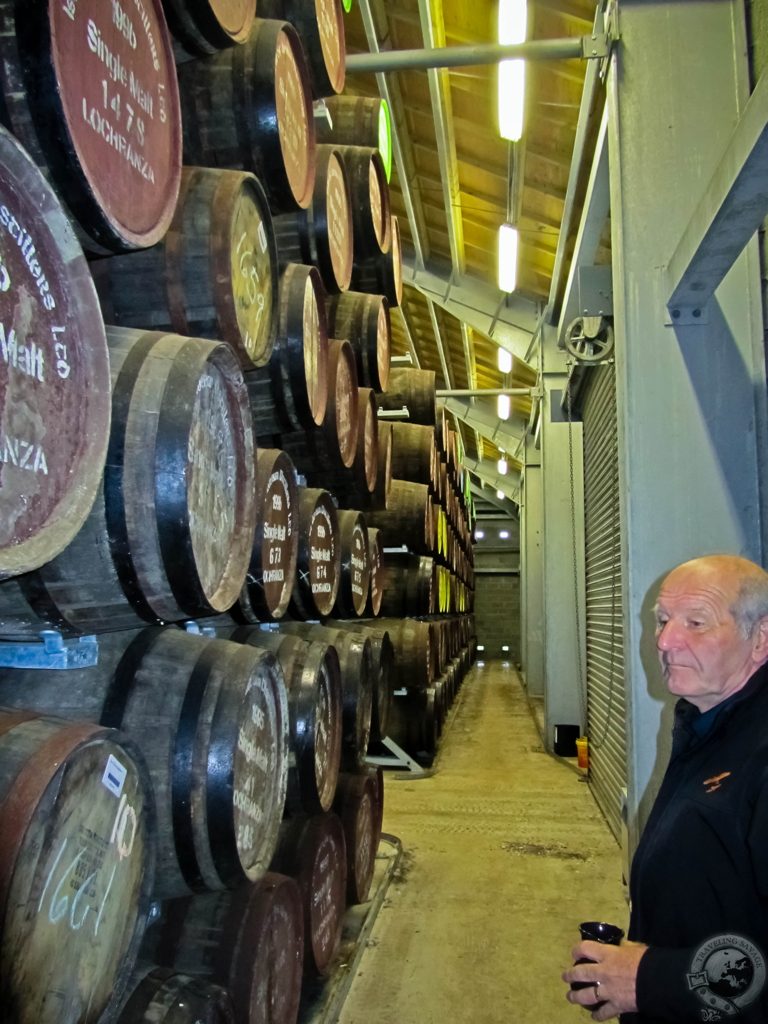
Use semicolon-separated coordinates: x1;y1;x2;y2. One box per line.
273;146;352;293
179;19;316;211
366;479;432;553
259;0;345;98
372;420;393;509
333;510;370;618
277;623;373;768
0;127;111;579
0;629;289;898
289;487;341;618
374;616;433;691
148;874;303;1024
246;263;328;436
162;0;257;57
316;95;393;182
326;620;393;743
333;770;379;904
117;969;235;1024
0;329;255;636
388;687;438;764
0;1;181;253
216;627;342;815
279;337;358;475
0;711;154;1024
231;449;299;622
94;168;279;370
350;215;402;307
366;527;384;616
376;366;436;425
332;146;391;259
270;814;346;976
435;404;449;456
326;290;390;392
390;421;436;486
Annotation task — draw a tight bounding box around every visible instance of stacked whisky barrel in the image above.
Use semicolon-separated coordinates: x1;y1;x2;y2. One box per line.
0;1;474;1022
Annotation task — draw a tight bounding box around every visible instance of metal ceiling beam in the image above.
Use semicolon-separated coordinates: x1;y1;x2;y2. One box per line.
440;396;524;452
462;456;520;503
345;37;602;73
402;258;537;362
545;5;604;327
667;64;768;315
469;482;515;515
556;105;610;345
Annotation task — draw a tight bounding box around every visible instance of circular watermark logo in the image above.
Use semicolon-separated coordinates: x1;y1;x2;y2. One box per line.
687;934;765;1017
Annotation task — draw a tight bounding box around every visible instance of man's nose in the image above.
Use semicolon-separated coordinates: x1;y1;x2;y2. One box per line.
656;620;681;650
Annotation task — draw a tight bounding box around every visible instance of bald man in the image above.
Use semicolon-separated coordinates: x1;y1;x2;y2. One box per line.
563;555;768;1022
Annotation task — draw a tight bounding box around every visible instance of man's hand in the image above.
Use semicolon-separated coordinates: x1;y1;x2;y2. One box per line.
562;940;648;1021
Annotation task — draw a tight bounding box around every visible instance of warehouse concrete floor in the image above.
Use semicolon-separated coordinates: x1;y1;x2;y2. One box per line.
338;661;628;1024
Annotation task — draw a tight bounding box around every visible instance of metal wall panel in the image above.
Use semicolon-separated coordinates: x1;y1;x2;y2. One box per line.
580;361;627;840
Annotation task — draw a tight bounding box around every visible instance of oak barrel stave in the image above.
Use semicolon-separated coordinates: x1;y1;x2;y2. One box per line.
365;479;432;554
0;328;256;636
0;0;182;253
0;126;111;579
276;622;373;768
325;620;393;743
376;366;436;426
317;387;379;508
162;0;257;58
330;146;391;259
389;421;436;487
273;145;352;294
349;214;402;307
0;712;155;1024
94;167;279;370
326;291;390;393
246;263;328;437
0;628;289;898
315;95;392;182
178;19;316;211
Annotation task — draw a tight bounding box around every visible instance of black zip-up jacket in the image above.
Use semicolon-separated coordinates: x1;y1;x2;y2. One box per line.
623;663;768;1023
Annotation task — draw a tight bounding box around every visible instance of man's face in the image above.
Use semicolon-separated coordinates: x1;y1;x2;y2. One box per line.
655;565;761;711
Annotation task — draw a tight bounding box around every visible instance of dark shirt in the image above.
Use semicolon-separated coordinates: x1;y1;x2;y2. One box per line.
623;663;768;1022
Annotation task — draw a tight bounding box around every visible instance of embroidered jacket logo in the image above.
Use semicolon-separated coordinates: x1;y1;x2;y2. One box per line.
703;772;731;794
687;933;765;1018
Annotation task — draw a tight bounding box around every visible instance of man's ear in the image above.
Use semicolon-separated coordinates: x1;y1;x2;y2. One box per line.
752;616;768;665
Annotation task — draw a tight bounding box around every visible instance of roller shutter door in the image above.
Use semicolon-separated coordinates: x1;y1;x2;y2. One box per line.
579;360;627;840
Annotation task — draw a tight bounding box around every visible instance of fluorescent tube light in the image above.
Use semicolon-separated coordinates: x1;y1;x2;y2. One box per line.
498;223;518;293
497;490;505;500
497;393;511;420
497;457;508;475
497;348;513;374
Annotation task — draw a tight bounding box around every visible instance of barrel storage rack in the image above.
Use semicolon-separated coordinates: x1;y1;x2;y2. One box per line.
0;3;477;1024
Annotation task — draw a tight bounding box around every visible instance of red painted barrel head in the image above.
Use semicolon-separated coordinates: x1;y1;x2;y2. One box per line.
360;388;378;493
331;339;358;468
367;528;384;616
274;25;315;210
46;0;182;249
307;493;339;616
0;127;111;578
258;456;297;618
210;0;257;41
312;643;342;812
340;773;377;904
314;0;345;95
349;518;370;616
225;174;278;368
325;151;353;291
301;814;346;974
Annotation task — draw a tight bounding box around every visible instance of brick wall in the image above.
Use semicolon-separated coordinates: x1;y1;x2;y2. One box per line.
473;572;520;662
